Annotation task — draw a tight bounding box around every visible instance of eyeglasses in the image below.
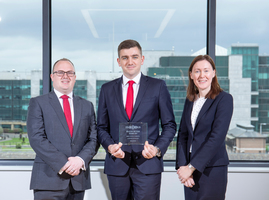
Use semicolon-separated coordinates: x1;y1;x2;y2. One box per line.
53;70;76;77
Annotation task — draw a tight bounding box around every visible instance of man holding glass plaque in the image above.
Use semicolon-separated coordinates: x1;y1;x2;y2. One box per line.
97;39;176;200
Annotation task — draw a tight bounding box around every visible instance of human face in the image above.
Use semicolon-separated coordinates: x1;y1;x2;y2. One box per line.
117;47;144;79
50;60;76;94
190;60;215;96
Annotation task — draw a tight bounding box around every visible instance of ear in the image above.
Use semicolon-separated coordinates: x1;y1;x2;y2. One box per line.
190;71;193;79
213;69;216;78
50;73;54;81
117;58;121;67
141;55;145;65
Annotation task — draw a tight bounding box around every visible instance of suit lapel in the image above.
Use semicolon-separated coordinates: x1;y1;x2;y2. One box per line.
49;91;71;139
185;100;194;135
194;98;214;129
72;95;81;139
113;77;129;120
131;74;149;120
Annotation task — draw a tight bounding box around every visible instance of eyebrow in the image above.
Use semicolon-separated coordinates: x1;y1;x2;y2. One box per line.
194;67;210;70
121;54;139;58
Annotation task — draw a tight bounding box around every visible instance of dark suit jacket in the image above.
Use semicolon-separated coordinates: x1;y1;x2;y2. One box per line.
27;91;99;191
176;91;233;173
97;73;176;176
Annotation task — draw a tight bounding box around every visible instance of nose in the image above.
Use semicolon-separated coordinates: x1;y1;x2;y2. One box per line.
200;71;205;77
127;58;134;65
62;72;69;78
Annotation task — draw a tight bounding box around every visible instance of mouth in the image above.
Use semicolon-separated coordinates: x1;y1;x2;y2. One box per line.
198;80;207;83
61;80;70;84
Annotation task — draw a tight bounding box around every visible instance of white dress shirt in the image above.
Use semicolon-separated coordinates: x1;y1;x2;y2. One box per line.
54;89;74;125
190;96;207;153
122;72;141;108
54;89;85;173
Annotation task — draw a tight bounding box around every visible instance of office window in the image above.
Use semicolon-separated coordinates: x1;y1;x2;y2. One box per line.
217;0;269;160
3;1;268;162
0;1;42;159
52;0;206;160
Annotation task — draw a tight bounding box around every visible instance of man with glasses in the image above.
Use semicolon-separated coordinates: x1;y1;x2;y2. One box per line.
27;58;99;200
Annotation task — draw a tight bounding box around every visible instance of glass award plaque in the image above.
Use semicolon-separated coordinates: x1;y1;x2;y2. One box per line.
119;122;148;145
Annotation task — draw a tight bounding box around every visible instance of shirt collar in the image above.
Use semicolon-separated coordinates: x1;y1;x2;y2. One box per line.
54;89;73;99
122;72;141;86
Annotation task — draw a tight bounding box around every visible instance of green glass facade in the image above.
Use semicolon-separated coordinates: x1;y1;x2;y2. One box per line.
230;46;259;92
96;80;109;112
231;46;259;91
0;79;88;133
73;80;87;100
230;45;260;130
0;80;30;122
259;56;269;132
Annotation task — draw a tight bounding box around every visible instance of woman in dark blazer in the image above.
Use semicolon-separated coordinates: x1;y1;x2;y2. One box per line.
176;55;233;200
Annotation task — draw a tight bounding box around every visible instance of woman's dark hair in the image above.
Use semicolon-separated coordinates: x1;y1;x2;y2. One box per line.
187;55;222;101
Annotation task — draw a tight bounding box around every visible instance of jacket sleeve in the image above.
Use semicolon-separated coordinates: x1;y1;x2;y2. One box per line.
76;101;100;167
153;80;177;156
27;97;68;172
176;99;189;169
97;86;115;151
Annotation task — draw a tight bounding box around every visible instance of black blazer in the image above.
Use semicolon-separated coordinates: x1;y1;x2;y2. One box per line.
27;91;99;191
97;73;177;176
176;91;233;172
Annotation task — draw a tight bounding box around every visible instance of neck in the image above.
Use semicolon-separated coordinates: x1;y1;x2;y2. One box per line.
198;88;210;98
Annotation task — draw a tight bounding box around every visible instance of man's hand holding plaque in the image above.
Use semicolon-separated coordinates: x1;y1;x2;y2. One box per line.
142;141;158;159
108;142;125;158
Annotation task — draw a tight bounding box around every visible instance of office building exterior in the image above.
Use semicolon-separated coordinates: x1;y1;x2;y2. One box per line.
0;44;269;135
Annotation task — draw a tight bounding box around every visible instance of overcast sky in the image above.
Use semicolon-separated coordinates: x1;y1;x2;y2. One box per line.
0;0;268;72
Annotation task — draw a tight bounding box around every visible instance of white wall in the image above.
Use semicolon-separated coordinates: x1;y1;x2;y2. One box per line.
0;165;268;200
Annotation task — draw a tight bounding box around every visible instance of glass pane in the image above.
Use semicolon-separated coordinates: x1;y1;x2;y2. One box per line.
0;1;42;159
217;0;269;160
52;0;207;160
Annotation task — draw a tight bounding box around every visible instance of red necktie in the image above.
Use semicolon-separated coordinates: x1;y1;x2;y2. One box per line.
125;80;135;120
61;95;73;137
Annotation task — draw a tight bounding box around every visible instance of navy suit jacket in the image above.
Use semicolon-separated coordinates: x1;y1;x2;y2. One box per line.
27;91;99;191
176;91;233;173
97;73;176;176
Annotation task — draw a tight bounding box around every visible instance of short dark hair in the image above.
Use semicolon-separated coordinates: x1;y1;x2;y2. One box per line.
187;55;222;101
52;58;75;72
117;39;142;57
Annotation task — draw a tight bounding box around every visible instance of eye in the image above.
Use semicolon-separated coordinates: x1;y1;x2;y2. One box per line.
67;71;75;76
58;71;64;75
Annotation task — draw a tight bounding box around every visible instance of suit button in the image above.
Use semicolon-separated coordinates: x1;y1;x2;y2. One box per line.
71;143;74;146
136;156;138;159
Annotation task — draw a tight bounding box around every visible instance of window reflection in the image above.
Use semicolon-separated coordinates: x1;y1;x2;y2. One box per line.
1;0;268;161
217;0;269;160
0;1;41;159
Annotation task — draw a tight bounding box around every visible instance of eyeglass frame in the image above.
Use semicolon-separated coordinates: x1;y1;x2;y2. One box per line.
53;70;76;77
